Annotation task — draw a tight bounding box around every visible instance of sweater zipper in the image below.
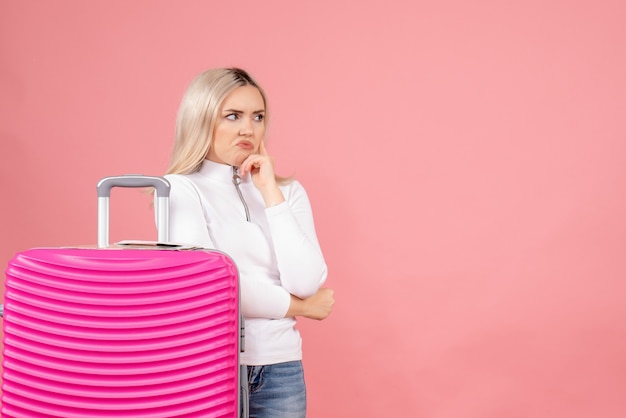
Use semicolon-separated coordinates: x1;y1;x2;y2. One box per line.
232;166;251;222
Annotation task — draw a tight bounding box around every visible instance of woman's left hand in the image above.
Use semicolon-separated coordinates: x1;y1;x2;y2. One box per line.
240;141;285;207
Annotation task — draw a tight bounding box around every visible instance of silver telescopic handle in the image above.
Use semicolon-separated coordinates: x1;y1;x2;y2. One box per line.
96;175;171;248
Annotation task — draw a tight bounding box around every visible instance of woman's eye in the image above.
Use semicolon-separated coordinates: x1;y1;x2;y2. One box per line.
254;114;265;122
226;113;238;120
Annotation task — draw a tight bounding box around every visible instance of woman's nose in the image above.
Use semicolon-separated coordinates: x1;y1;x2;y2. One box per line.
239;119;253;136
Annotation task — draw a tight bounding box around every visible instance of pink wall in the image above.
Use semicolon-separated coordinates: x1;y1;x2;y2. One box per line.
2;1;625;416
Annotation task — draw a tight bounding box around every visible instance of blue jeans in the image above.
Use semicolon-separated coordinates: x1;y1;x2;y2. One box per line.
246;360;306;418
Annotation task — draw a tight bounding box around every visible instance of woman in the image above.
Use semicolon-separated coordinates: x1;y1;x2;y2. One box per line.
164;67;334;417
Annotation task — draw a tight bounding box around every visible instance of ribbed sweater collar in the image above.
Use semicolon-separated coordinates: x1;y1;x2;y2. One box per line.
197;159;250;185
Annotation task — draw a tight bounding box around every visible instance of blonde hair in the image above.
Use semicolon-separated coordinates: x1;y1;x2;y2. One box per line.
165;68;269;175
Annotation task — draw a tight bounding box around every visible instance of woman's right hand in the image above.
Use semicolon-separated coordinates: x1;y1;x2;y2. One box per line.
287;288;335;320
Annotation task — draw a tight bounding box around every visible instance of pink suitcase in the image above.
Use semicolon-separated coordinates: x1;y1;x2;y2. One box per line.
2;175;247;417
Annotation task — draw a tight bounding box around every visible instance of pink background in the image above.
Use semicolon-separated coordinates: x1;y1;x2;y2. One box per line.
1;1;625;417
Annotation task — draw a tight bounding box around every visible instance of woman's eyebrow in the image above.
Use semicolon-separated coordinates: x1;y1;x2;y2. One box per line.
222;108;265;114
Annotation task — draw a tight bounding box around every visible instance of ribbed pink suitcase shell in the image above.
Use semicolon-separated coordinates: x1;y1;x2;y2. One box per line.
2;247;241;417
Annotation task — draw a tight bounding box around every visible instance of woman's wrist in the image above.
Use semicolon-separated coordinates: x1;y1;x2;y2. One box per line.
286;294;306;317
261;186;285;208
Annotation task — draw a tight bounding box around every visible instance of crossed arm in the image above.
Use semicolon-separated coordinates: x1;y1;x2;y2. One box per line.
165;173;334;321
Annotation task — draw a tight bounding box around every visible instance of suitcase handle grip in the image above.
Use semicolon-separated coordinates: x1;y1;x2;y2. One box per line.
97;175;171;198
97;175;171;248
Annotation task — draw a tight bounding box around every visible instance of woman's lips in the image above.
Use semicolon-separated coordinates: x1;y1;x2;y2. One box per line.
236;140;254;150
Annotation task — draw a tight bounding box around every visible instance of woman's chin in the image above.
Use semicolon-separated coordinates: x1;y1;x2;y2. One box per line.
232;153;252;168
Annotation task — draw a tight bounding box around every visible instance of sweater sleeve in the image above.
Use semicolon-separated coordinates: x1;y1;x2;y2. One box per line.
165;174;291;319
265;181;328;298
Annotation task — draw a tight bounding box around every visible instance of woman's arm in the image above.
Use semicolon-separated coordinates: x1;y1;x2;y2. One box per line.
240;143;328;299
286;288;335;320
265;184;328;298
165;174;292;319
166;174;333;320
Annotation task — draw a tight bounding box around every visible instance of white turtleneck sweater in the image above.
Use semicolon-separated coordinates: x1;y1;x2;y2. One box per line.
165;160;327;366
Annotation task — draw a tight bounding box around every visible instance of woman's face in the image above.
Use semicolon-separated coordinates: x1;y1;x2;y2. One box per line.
207;85;266;167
